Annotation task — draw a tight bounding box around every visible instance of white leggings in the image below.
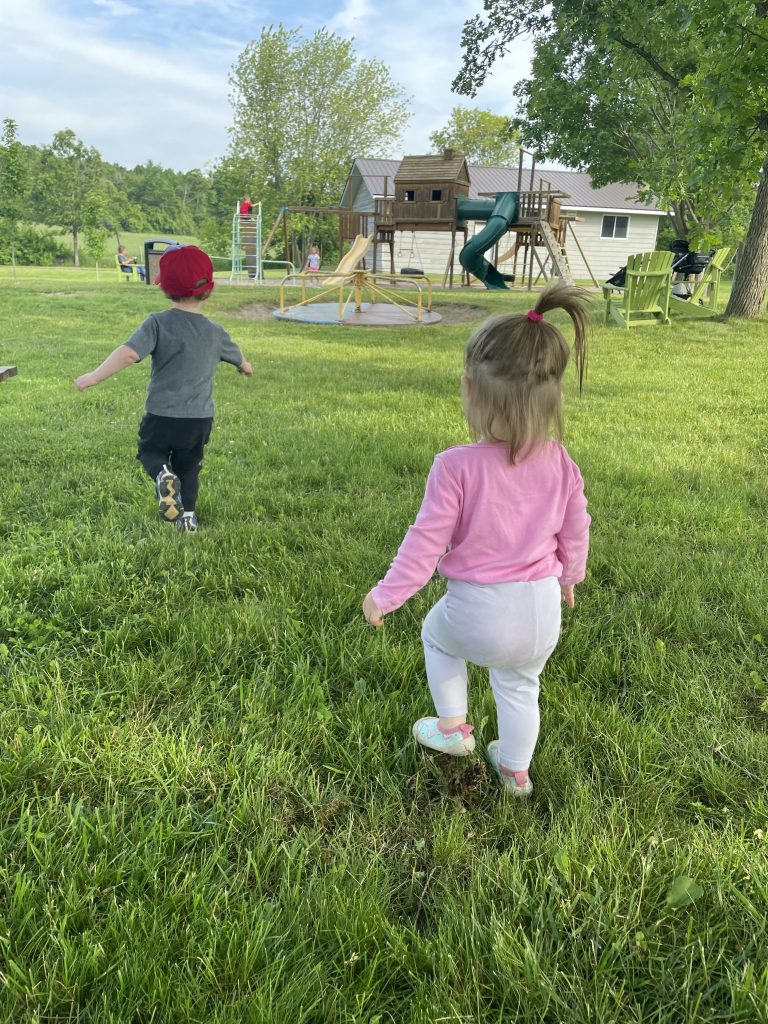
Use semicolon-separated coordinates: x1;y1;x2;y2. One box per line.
421;577;561;771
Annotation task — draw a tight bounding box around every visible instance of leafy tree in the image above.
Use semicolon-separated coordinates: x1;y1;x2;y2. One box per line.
508;40;710;239
179;169;215;226
82;188;109;265
199;154;267;265
1;124;219;260
207;153;256;223
197;217;230;262
429;107;519;165
0;225;69;266
39;130;104;265
454;0;768;317
124;161;189;234
101;177;150;235
0;118;27;267
228;25;411;249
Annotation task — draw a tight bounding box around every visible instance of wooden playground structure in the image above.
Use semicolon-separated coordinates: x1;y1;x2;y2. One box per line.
258;148;598;292
366;149;598;289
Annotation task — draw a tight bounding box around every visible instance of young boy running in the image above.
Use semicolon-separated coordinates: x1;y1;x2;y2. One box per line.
75;245;253;531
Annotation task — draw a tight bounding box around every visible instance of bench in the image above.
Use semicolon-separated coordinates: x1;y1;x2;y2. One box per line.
0;366;18;382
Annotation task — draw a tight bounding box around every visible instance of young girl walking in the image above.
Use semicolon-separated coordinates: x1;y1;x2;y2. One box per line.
363;284;591;797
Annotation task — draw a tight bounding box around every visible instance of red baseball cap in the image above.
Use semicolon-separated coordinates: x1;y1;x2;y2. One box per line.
155;245;215;297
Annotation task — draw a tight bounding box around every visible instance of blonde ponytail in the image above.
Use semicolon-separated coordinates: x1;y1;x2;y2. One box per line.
463;283;591;462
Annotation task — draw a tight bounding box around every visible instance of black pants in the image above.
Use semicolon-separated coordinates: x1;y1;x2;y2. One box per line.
137;413;213;511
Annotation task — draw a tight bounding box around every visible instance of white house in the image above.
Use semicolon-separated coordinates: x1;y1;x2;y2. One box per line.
340;158;666;283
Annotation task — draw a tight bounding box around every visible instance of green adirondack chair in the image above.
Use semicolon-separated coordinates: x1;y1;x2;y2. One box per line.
669;247;732;318
603;251;674;329
115;255;139;282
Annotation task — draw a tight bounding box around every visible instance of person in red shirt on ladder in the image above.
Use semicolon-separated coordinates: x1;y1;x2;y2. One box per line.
239;196;257;278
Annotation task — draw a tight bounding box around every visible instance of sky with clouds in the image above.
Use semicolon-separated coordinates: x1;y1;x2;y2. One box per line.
1;0;535;173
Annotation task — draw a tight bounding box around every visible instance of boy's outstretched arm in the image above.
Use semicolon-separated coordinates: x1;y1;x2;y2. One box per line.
75;345;139;391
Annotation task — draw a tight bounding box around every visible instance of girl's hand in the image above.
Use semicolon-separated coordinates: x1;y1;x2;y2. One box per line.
363;592;384;628
74;372;98;391
560;583;575;609
239;360;253;376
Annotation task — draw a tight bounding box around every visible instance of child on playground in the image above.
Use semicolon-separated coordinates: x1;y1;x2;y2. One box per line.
304;245;321;284
74;245;253;532
362;284;591;797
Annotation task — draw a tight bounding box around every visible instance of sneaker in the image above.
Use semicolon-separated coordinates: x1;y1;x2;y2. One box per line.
412;717;475;756
156;465;183;522
175;511;199;532
486;741;533;797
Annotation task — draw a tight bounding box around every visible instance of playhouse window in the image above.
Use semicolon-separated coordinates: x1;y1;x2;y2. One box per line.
403;189;415;202
431;189;443;202
601;215;629;239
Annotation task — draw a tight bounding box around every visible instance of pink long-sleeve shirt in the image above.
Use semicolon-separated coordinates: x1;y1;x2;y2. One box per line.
370;440;590;615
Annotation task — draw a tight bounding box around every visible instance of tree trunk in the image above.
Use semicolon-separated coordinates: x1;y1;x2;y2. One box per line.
73;227;80;267
668;204;688;238
723;149;768;318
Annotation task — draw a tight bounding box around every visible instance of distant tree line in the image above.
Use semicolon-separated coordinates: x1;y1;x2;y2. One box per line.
0;119;238;266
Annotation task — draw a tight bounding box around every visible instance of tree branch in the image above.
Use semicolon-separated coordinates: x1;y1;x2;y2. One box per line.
611;34;682;88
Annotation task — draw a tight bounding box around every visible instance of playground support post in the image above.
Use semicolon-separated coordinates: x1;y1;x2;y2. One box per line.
566;220;599;288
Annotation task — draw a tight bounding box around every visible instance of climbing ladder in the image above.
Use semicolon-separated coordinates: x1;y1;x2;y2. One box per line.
537;221;573;285
230;202;263;283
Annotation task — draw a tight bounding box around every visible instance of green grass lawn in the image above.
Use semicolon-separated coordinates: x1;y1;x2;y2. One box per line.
1;276;767;1023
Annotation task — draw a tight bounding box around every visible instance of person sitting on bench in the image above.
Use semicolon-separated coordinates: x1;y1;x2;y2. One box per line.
118;245;146;281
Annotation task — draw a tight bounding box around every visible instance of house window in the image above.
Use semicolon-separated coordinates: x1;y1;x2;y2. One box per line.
601;215;629;238
431;189;443;202
403;189;415;202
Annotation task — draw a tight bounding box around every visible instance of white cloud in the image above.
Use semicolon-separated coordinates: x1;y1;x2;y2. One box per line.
325;0;533;155
0;0;534;170
92;0;141;16
1;0;233;168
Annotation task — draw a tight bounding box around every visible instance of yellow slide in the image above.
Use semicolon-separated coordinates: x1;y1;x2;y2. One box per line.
325;234;374;285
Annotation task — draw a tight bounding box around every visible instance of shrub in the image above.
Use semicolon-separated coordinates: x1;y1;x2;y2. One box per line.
0;225;70;265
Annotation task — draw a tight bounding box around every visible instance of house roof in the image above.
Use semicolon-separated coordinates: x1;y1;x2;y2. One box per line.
345;157;663;214
395;153;470;186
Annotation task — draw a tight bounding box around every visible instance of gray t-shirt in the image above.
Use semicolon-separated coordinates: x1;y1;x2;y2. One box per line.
125;308;243;418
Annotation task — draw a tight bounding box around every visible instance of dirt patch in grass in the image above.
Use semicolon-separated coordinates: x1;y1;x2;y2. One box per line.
229;302;276;321
229;301;488;324
432;304;489;324
41;291;101;298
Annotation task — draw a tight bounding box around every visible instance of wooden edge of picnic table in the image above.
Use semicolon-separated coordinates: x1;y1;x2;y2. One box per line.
0;366;18;382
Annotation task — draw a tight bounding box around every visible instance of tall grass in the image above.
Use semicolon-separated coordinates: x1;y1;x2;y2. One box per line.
0;277;766;1023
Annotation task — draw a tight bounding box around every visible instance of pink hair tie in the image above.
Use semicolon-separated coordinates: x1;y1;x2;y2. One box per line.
527;310;544;321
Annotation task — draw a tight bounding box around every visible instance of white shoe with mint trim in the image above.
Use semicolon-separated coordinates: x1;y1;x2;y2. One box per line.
412;717;476;756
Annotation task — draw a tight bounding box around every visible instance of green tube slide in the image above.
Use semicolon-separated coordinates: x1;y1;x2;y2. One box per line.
457;192;520;290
